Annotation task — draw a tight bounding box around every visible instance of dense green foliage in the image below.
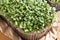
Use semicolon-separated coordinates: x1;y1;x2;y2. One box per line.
0;0;55;33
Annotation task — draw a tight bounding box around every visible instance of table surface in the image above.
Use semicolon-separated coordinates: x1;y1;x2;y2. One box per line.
0;31;12;40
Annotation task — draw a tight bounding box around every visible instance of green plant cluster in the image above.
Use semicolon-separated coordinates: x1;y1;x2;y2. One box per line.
51;0;60;4
0;0;55;33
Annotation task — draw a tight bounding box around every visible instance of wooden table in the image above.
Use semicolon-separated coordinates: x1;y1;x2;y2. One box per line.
0;31;12;40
